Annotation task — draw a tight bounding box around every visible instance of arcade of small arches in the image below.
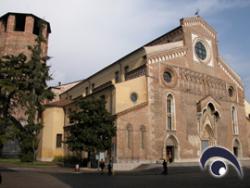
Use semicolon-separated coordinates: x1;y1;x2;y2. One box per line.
125;124;146;150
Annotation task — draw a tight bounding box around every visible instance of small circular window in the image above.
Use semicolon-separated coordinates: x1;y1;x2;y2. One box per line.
130;92;138;102
163;71;172;83
195;41;207;60
228;86;234;97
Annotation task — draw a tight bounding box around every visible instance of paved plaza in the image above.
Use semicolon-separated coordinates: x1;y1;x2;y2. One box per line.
0;164;249;188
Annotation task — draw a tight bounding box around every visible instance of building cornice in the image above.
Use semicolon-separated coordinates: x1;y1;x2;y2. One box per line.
147;47;187;64
218;57;243;90
116;102;148;117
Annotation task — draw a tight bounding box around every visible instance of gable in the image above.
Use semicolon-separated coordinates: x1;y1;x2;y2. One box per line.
181;16;216;39
218;58;243;90
197;95;221;113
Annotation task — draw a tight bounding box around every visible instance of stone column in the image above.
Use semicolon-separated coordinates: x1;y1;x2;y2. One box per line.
7;15;15;32
25;16;34;34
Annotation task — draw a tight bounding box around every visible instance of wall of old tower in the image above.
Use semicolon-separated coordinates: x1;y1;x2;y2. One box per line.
0;13;50;58
0;12;51;158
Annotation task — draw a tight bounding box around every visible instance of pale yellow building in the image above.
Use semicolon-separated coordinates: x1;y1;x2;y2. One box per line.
37;81;80;161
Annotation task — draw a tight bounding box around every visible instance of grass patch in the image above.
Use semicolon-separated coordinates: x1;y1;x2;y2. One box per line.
0;158;57;168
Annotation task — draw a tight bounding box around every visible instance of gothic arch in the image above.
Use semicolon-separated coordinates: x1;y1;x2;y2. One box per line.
199;101;219;148
202;124;214;139
140;125;146;149
198;97;221;121
232;138;242;158
205;102;221;118
126;124;133;149
208;102;215;112
166;93;176;130
163;134;180;162
231;105;239;135
200;123;215;151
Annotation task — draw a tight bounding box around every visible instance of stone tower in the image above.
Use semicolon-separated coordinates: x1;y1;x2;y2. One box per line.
0;12;51;57
0;12;51;157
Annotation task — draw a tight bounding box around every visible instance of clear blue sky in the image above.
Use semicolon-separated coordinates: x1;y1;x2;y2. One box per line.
1;0;250;100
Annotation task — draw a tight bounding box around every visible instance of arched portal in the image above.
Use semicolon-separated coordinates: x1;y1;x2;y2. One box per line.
233;138;241;158
164;135;179;163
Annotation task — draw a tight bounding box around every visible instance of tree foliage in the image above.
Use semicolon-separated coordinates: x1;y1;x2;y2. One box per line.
66;98;116;158
0;24;54;161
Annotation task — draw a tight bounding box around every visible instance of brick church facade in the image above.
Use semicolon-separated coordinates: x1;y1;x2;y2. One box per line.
113;17;250;169
0;12;250;170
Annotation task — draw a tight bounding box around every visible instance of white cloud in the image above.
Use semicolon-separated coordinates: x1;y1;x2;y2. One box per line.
0;0;249;100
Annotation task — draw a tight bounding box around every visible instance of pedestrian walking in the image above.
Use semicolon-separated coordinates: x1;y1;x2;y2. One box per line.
162;159;168;175
108;160;113;176
100;159;105;174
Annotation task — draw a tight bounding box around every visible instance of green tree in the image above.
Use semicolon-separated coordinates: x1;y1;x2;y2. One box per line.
66;98;116;161
0;23;54;161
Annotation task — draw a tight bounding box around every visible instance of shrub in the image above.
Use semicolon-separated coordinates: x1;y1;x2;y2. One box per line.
53;155;88;167
20;151;34;162
53;156;64;163
63;155;82;164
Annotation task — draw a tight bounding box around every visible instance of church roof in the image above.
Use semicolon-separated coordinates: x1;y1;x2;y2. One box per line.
45;99;71;107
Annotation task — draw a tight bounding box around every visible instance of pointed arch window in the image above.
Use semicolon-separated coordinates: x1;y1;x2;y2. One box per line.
232;106;239;135
167;94;175;130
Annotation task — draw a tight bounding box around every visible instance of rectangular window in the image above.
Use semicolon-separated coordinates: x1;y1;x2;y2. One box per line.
56;134;63;148
15;15;26;31
100;95;105;100
68;108;74;124
2;16;8;32
167;99;171;113
201;140;209;151
115;71;120;83
234;124;239;135
232;107;239;135
167;116;172;130
85;87;89;95
124;66;129;73
33;18;40;35
92;83;95;89
124;66;129;80
69;116;74;124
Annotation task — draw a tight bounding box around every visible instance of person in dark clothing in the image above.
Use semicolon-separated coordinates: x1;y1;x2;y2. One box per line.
162;159;168;175
0;172;2;184
108;160;113;176
99;159;105;174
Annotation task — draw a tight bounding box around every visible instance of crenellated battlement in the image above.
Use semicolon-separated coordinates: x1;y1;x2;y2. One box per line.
0;12;51;57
